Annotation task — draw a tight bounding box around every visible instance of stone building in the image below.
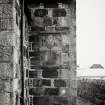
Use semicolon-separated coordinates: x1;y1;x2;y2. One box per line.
0;0;21;105
0;0;76;105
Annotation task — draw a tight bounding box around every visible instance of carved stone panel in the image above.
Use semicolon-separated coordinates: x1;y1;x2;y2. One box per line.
0;45;13;61
0;63;13;78
4;80;13;92
0;18;13;31
0;32;13;46
33;17;44;27
40;51;61;66
0;4;13;18
0;93;11;105
33;79;42;87
40;35;62;50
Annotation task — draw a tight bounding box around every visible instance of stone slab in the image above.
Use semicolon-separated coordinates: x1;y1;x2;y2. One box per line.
0;62;13;78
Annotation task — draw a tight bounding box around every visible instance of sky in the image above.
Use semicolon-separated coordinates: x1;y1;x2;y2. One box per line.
77;0;105;68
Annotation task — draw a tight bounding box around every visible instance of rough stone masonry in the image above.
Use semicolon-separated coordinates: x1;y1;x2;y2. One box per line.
0;0;21;105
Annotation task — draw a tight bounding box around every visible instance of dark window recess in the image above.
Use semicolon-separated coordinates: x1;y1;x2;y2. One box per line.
42;79;51;86
26;48;28;59
23;46;26;57
25;80;28;88
42;70;58;78
33;79;42;87
29;88;43;96
29;36;39;42
26;69;28;77
29;51;40;57
53;9;66;17
34;9;48;17
44;88;59;96
33;97;49;105
31;26;45;31
54;79;66;87
44;3;58;8
16;13;18;26
29;71;37;78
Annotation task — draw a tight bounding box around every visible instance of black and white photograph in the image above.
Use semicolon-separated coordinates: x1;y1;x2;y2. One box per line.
0;0;105;105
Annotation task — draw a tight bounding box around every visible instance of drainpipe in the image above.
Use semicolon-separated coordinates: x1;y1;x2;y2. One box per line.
20;0;24;104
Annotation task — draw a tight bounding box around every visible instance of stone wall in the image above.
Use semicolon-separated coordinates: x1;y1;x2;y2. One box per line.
23;15;30;105
28;2;76;105
0;0;21;105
